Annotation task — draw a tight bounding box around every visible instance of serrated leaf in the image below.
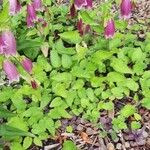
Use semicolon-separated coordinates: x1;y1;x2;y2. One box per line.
0;125;34;137
59;31;82;44
120;105;136;118
111;58;133;74
63;140;77;150
23;137;32;149
62;54;72;68
50;97;64;107
0;107;15;118
50;50;61;68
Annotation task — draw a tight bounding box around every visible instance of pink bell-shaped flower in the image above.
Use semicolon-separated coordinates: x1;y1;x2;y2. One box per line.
26;15;34;28
0;37;4;54
3;60;19;83
74;0;87;9
104;19;115;39
9;0;21;15
21;57;33;74
1;31;17;56
33;0;42;11
85;0;93;9
27;3;36;21
26;3;36;27
74;0;93;9
120;0;132;19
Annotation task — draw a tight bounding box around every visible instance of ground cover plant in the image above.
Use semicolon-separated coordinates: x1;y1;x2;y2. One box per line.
0;0;150;149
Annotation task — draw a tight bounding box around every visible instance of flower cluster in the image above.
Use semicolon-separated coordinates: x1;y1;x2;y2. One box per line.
8;0;46;28
0;31;36;88
71;0;133;39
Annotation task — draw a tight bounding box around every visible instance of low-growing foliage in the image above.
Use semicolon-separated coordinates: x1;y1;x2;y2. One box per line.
0;0;150;149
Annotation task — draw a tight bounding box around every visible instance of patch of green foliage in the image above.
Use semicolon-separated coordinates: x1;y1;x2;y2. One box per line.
0;0;150;149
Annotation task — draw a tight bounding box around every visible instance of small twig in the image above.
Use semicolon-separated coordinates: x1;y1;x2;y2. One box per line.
44;143;60;150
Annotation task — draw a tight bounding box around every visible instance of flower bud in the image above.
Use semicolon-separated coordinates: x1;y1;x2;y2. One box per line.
120;0;132;19
70;4;76;18
104;19;115;39
1;31;17;56
31;80;38;89
21;57;33;74
3;60;19;83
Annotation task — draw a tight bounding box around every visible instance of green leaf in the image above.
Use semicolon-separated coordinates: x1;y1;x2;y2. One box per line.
63;140;77;150
59;31;82;44
50;97;64;107
111;58;133;74
107;72;126;83
8;117;28;131
0;87;14;102
120;105;136;118
50;50;61;68
80;11;98;26
10;142;25;150
0;125;34;137
51;72;72;82
109;38;121;49
141;98;150;109
125;79;139;91
131;121;141;130
34;137;42;146
23;137;32;149
62;54;72;68
76;44;87;61
0;107;15;118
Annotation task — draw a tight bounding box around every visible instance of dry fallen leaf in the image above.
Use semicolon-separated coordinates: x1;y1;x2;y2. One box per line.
80;132;92;144
107;142;115;150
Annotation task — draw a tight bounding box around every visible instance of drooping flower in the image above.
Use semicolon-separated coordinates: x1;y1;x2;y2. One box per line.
33;0;42;11
9;0;21;15
74;0;87;9
104;19;115;39
0;37;4;54
74;0;93;9
27;3;36;20
1;31;17;56
3;60;19;83
26;15;34;28
120;0;132;19
85;0;93;9
21;57;33;74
